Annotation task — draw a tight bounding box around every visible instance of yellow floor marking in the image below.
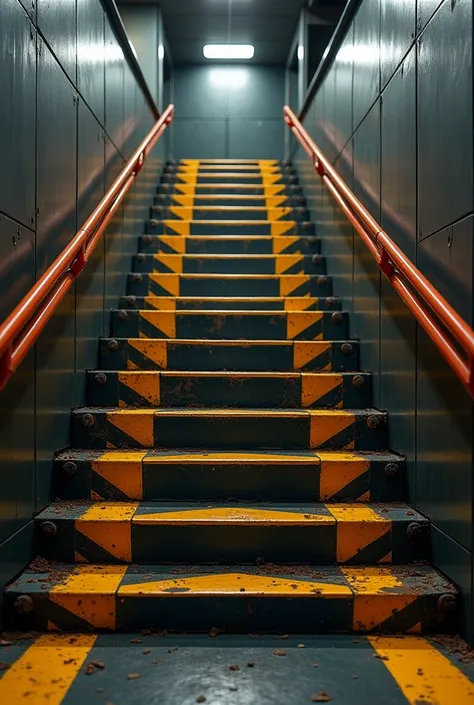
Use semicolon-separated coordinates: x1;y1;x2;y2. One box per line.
294;341;330;369
154;253;183;274
317;451;370;499
170;206;193;220
107;409;155;448
162;219;190;236
284;296;316;311
161;371;299;379
145;296;176;310
133;507;335;525
0;633;97;704
268;206;293;221
92;451;146;499
301;373;342;407
309;410;355;448
369;636;474;704
145;451;319;463
329;505;391;563
271;221;298;237
287;311;322;339
118;371;160;407
275;254;303;275
154;408;308;417
149;273;181;297
50;565;127;629
76;502;138;562
128;339;167;369
273;235;299;254
159;235;187;253
280;274;310;297
140;310;176;339
118;573;352;597
341;566;402;593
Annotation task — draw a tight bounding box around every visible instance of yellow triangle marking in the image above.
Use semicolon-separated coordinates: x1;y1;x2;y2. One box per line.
309;410;355;448
280;274;309;297
268;207;292;221
177;172;199;184
150;273;180;297
267;195;286;208
262;173;282;185
141;310;176;338
172;194;195;207
133;507;335;525
287;311;322;339
163;220;190;236
118;371;160;407
118;573;352;597
264;185;285;196
107;409;155;447
317;451;369;500
145;297;176;311
273;236;298;254
293;341;330;369
128;339;168;368
175;184;195;195
275;254;304;274
160;235;186;254
271;221;296;237
170;206;193;221
93;451;146;499
301;373;342;407
155;253;183;274
76;502;138;562
284;297;316;311
329;505;391;563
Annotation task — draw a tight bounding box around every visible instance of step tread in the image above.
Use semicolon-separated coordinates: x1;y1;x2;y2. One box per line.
38;500;424;525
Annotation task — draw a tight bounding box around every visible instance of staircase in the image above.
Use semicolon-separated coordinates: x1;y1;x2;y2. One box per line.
4;159;459;636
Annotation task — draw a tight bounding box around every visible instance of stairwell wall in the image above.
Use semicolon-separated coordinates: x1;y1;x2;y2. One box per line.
0;0;168;620
294;0;474;642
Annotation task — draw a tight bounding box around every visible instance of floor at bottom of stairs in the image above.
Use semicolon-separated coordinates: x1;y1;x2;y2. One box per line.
0;633;473;704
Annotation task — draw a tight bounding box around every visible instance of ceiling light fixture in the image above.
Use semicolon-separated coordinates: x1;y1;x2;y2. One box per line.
203;44;255;60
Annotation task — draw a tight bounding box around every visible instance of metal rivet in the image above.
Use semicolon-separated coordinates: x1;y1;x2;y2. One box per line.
312;254;322;265
302;221;312;229
15;595;34;614
117;310;128;321
41;520;57;537
352;375;365;388
127;296;137;307
384;462;399;477
326;297;337;307
331;311;343;324
136;253;145;262
154;206;163;214
143;235;153;245
367;414;380;429
94;372;107;385
133;273;143;284
107;339;119;352
149;219;159;227
30;215;35;224
341;343;353;355
82;413;95;428
437;593;457;614
316;276;327;287
63;461;77;475
407;522;428;543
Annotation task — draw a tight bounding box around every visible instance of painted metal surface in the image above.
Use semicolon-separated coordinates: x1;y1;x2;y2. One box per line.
352;0;380;130
380;0;415;90
104;15;125;155
77;0;105;127
37;0;77;84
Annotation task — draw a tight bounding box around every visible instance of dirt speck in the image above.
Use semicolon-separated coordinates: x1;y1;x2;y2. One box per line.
297;644;305;648
273;649;286;657
247;661;255;668
85;660;105;675
127;673;141;680
310;692;332;702
143;649;151;655
0;662;10;671
196;696;207;703
228;664;240;671
209;626;221;638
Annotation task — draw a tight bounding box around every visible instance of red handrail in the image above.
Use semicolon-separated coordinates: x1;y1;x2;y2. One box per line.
284;104;474;397
0;104;174;391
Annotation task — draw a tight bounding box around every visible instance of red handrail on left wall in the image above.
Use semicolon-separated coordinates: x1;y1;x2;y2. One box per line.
284;104;474;398
0;104;174;392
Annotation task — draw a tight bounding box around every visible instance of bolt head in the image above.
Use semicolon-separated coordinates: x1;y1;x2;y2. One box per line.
127;296;137;307
406;521;429;543
352;375;365;389
107;339;119;352
437;593;457;614
117;310;128;322
367;414;381;429
302;221;312;229
15;595;34;614
63;461;77;475
341;343;353;355
94;372;107;385
41;520;57;537
82;413;95;428
143;235;153;245
331;311;343;324
312;254;322;265
384;462;399;477
136;253;145;263
316;276;327;287
133;273;143;284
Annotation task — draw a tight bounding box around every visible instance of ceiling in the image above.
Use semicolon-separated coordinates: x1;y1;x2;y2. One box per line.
118;0;346;65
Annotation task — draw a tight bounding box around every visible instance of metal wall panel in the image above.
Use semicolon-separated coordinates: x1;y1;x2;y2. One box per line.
380;0;415;89
174;67;229;119
353;100;381;404
173;119;227;159
0;215;35;544
75;100;105;404
104;138;125;313
17;0;35;22
0;0;36;230
353;0;380;130
77;0;105;126
105;15;125;155
123;63;137;159
417;0;444;32
229;120;284;159
380;49;417;498
333;25;353;159
418;0;473;239
37;0;76;84
320;66;337;163
228;67;284;119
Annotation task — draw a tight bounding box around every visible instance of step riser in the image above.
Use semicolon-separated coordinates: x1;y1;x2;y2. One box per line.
164;166;296;174
161;175;299;185
157;185;304;196
154;195;306;207
99;340;359;372
71;410;388;450
35;521;427;565
118;296;341;311
150;207;309;222
138;236;321;255
127;274;333;298
145;221;315;236
110;311;348;341
131;255;325;276
55;454;406;503
86;372;371;409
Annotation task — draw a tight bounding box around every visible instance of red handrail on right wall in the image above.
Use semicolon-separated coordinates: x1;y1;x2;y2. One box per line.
284;105;474;398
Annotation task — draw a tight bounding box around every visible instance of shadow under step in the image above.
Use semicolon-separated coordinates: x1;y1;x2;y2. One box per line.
119;295;341;311
145;220;315;237
131;253;325;276
138;234;321;255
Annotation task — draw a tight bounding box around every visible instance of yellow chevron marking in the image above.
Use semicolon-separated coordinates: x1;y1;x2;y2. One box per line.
267;195;286;208
177;172;198;184
92;451;146;499
275;254;304;275
150;273;180;297
133;507;335;525
284;296;317;311
154;253;183;274
145;451;320;463
0;633;97;704
163;220;190;236
140;310;176;339
309;410;356;449
128;339;167;369
273;235;299;254
262;173;284;185
264;185;286;196
49;565;127;629
369;636;474;705
268;207;292;221
271;221;297;236
76;503;138;562
258;159;279;170
118;573;351;597
287;311;323;339
294;341;331;370
301;373;342;407
170;206;193;220
118;371;160;407
329;505;391;563
317;452;370;500
280;274;310;297
160;235;187;254
145;297;176;310
172;194;195;207
175;184;196;195
107;409;155;447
